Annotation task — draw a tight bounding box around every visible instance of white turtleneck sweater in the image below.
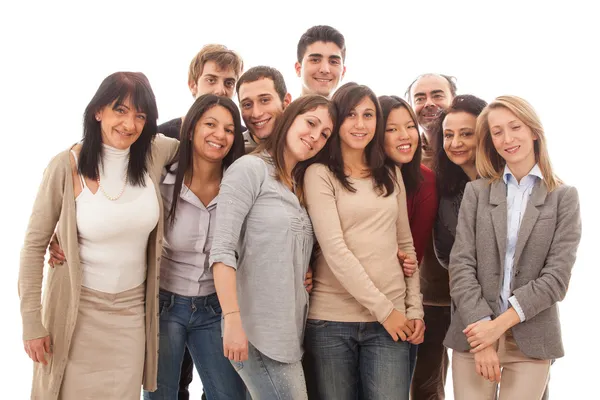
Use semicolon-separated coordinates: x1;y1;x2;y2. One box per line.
74;144;160;294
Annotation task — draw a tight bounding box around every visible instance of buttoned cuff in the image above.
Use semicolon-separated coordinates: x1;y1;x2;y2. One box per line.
508;296;526;322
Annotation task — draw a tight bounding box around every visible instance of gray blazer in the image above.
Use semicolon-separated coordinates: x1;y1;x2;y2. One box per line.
444;178;581;360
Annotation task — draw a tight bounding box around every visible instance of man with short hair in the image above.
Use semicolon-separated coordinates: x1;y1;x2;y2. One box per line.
405;73;456;400
236;66;292;153
406;73;457;169
295;25;346;98
158;44;244;139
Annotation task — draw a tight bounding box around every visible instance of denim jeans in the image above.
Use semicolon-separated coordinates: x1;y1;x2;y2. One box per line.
144;290;246;400
304;319;411;400
231;342;308;400
409;344;418;382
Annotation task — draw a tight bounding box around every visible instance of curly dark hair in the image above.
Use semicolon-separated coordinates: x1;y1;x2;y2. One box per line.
431;94;488;197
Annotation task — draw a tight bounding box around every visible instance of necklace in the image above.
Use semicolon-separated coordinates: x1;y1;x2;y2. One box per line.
97;173;127;201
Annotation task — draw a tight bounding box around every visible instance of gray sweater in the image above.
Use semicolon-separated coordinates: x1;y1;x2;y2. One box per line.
209;154;313;363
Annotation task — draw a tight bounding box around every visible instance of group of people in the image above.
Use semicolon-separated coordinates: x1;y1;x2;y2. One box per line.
19;24;581;400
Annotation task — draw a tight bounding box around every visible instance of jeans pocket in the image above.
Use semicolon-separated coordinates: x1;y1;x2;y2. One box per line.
305;319;329;328
208;296;223;317
230;360;244;372
159;291;173;315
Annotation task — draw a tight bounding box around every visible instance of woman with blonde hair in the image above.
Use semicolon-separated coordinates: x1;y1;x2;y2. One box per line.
445;95;581;399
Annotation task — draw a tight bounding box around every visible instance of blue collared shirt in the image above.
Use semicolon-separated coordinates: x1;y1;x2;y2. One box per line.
501;163;543;322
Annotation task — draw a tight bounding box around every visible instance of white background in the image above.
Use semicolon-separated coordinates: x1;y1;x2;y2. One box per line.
1;0;598;397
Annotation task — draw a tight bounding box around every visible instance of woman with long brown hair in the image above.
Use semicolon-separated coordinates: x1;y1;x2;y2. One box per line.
303;83;423;400
210;95;336;399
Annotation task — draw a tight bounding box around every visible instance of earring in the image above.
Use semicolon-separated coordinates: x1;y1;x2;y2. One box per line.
96;116;101;121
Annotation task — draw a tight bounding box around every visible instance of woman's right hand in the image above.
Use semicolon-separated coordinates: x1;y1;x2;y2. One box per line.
24;335;52;365
223;313;248;362
473;345;501;383
47;234;65;268
382;309;414;341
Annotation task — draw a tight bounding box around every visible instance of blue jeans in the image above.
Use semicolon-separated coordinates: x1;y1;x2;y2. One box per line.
409;343;418;382
231;342;308;400
144;290;246;400
304;320;411;400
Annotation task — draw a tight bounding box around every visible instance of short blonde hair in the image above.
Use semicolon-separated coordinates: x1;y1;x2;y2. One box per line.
187;44;244;87
475;95;561;191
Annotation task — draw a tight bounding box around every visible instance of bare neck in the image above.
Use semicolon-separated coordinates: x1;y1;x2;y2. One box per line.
342;146;368;177
187;156;222;185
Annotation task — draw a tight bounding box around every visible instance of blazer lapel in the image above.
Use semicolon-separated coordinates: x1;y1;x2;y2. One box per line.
490;180;507;267
513;180;548;268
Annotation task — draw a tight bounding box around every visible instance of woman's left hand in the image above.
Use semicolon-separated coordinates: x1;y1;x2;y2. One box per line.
464;319;505;353
304;266;313;293
407;319;425;345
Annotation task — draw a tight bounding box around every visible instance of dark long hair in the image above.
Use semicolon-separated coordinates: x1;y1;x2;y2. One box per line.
167;94;244;225
431;94;488;197
254;95;337;203
80;72;159;186
379;95;423;195
316;82;395;197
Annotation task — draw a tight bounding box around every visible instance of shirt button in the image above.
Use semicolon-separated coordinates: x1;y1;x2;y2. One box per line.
158;239;163;245
157;257;161;262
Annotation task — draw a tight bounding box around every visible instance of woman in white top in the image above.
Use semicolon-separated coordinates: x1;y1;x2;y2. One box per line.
19;72;179;399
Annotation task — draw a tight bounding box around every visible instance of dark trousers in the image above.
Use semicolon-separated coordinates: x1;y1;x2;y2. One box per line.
411;305;451;400
178;347;194;400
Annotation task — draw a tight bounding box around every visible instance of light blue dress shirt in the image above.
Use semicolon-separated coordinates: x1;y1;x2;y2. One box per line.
501;163;543;322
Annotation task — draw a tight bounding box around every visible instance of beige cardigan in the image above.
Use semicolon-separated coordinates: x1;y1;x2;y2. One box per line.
19;134;179;399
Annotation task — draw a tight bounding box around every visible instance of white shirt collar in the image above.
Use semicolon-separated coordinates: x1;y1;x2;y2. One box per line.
503;163;543;185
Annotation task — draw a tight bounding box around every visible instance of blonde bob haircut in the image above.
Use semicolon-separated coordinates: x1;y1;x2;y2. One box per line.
475;95;561;192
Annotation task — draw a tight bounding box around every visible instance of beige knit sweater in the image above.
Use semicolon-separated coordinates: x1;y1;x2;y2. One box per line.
304;163;424;323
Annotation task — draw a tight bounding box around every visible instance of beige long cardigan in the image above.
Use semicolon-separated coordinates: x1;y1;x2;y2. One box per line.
19;134;179;399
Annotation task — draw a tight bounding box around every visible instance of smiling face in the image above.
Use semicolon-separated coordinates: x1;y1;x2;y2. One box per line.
411;75;454;131
193;105;235;163
189;61;237;99
95;97;147;150
442;111;478;168
284;105;333;163
384;106;420;165
339;96;377;153
295;41;346;97
488;107;537;172
239;78;290;140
